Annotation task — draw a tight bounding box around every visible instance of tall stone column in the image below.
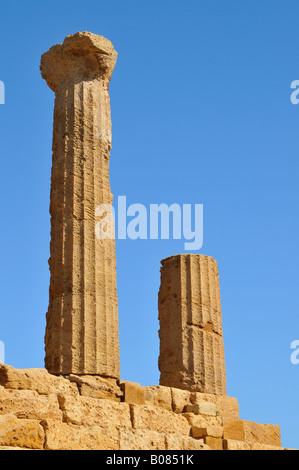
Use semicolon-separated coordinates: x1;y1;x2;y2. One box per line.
40;32;120;377
158;254;227;395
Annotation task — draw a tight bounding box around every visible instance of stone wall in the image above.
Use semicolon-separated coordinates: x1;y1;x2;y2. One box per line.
0;365;289;451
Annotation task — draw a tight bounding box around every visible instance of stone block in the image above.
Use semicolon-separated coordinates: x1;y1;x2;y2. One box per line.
0;414;44;450
58;395;132;428
144;386;172;411
183;412;222;428
120;381;145;405
119;429;166;450
191;425;223;439
204;436;223;450
171;388;192;413
250;443;283;450
185;401;217;416
130;404;190;436
223;418;245;441
165;434;210;450
42;419;119;450
223;439;251;450
243;421;281;447
0;387;62;420
0;365;78;396
190;392;239;419
184;437;211;451
68;374;122;401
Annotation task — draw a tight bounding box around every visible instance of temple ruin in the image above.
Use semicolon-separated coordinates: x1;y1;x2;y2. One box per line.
0;32;293;451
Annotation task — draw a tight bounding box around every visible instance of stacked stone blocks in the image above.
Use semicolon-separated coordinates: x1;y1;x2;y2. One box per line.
0;366;286;451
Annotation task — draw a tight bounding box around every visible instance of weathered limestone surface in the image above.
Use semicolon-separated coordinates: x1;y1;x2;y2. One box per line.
119;381;145;405
223;417;246;442
223;416;281;447
223;439;251;451
130;404;191;436
0;387;62;420
0;366;290;451
158;254;226;394
40;32;120;377
191;425;223;439
190;392;239;419
243;420;281;447
144;385;172;411
67;374;122;401
0;414;44;450
42;419;119;450
58;394;132;428
183;412;222;429
0;364;78;396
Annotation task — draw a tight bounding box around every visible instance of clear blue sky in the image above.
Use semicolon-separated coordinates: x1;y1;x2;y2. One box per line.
0;0;298;449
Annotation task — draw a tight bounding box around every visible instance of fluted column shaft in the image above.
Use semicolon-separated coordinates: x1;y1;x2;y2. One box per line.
41;32;120;377
158;254;227;395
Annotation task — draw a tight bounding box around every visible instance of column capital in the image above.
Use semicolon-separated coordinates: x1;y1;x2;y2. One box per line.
40;31;118;91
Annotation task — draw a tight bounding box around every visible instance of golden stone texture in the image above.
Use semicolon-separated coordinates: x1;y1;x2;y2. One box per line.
0;366;290;451
158;254;226;394
40;32;120;377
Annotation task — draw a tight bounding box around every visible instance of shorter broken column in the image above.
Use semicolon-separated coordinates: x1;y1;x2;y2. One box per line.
158;254;227;395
